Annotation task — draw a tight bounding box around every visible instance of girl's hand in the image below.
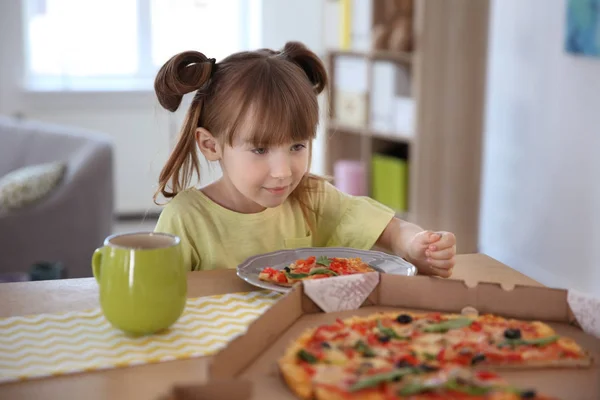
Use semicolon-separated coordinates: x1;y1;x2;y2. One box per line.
407;231;456;278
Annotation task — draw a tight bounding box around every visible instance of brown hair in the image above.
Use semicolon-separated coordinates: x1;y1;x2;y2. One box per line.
153;41;328;221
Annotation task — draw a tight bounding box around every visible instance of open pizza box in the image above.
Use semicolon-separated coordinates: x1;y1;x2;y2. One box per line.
163;273;600;400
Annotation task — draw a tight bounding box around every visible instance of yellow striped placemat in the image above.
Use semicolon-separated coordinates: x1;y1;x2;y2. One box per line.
0;290;281;383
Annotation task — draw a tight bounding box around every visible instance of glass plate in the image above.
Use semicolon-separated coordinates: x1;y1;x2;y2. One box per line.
236;247;417;293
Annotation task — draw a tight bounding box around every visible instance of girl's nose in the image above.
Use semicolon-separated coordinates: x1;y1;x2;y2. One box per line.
270;155;292;179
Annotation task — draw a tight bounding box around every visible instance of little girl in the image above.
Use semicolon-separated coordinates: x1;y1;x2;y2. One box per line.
153;41;456;277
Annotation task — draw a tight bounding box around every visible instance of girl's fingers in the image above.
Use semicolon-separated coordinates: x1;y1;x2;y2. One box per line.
427;232;456;252
415;231;442;249
426;245;456;260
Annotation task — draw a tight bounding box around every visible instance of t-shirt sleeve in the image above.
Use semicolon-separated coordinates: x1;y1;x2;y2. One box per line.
154;200;201;271
309;180;395;249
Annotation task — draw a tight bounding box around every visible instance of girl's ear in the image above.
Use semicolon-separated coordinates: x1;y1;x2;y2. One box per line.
195;128;222;161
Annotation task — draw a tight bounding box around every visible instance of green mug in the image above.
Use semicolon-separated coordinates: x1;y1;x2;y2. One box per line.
92;232;187;335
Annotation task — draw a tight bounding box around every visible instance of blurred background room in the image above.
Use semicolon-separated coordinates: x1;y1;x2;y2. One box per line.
0;0;598;296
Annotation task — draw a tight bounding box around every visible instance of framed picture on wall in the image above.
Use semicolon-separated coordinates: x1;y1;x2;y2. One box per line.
565;0;600;57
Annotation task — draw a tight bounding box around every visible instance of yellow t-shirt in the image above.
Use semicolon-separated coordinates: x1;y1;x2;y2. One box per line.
154;179;395;271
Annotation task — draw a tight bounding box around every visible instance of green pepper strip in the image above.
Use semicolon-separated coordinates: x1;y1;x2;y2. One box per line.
497;335;560;348
316;256;331;267
308;268;338;276
399;378;526;396
398;381;441;396
377;320;410;340
422;318;473;333
297;349;318;364
446;379;493;395
349;367;418;392
285;272;309;279
354;340;376;357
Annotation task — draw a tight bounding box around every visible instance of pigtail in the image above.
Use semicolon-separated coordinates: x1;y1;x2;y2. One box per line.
154;51;214;111
153;51;215;204
280;42;328;95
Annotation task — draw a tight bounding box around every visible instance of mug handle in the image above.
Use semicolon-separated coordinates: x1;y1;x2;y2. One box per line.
92;247;103;284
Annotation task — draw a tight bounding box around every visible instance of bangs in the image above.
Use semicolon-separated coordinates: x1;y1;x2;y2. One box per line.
223;59;319;147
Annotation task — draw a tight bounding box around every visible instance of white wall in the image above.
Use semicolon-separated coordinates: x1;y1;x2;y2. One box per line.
480;0;600;296
0;0;326;215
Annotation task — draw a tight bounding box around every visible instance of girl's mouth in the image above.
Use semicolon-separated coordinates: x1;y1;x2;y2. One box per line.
264;186;289;195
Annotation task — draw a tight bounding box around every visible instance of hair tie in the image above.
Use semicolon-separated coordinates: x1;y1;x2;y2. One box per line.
208;58;217;77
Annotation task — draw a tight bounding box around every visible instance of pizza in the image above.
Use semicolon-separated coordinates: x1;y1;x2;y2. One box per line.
278;310;592;399
259;256;376;287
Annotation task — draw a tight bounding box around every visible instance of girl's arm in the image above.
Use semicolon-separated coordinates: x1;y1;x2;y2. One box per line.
376;217;456;277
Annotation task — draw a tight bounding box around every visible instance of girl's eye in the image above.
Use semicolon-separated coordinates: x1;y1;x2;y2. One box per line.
252;148;267;155
291;144;307;152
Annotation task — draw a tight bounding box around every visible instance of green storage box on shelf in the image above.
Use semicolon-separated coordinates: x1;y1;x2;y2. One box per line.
371;153;408;212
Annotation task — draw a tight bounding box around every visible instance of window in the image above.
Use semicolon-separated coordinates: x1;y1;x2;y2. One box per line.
23;0;249;91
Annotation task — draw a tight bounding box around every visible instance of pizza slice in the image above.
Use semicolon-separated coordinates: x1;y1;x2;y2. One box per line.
383;311;593;369
259;256;376;287
336;311;591;369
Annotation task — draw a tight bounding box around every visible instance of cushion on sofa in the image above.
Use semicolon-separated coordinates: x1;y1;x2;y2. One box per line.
0;162;67;211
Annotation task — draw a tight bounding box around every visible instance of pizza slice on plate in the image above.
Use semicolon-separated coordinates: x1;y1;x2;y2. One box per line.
259;256;376;287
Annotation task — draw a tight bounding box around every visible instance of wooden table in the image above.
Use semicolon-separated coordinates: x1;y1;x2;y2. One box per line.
0;254;542;400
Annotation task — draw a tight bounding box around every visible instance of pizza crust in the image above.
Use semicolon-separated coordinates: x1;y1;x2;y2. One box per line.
278;330;317;399
279;361;313;400
258;272;294;287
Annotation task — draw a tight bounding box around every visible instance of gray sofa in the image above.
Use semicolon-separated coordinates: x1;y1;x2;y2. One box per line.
0;116;114;279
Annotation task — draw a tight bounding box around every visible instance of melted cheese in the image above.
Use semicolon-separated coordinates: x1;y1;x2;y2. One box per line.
358;357;393;370
312;365;350;386
520;348;545;360
402;368;451;387
410;329;490;359
416;333;445;344
444;329;488;345
341;329;363;347
557;338;583;354
319;330;337;341
373;347;392;358
408;333;444;357
393;325;414;337
531;321;555;337
324;348;349;365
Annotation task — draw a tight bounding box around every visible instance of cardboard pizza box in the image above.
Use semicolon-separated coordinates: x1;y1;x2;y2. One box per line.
174;274;600;399
157;380;252;400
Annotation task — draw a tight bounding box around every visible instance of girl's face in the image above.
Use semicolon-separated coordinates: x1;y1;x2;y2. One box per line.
220;133;310;211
